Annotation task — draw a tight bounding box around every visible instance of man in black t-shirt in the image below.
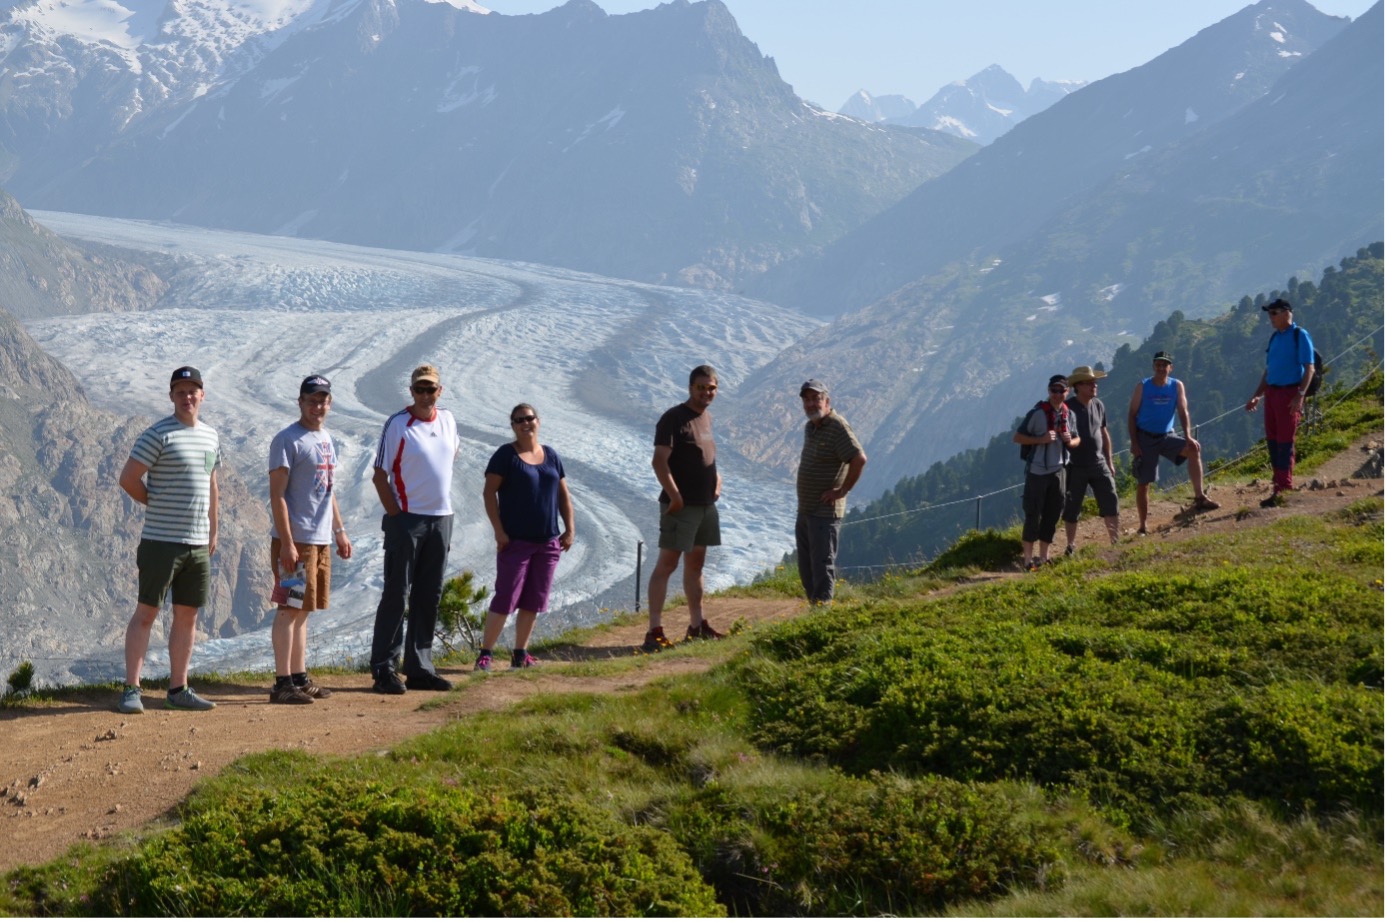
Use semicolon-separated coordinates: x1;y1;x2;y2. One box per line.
1062;365;1120;553
643;364;725;652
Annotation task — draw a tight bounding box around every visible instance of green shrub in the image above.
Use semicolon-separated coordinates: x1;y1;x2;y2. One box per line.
89;775;722;916
927;528;1021;573
660;774;1066;916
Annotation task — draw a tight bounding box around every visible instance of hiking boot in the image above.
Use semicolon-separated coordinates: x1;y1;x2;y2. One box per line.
511;652;537;669
1260;492;1284;508
372;669;407;695
296;675;332;699
166;686;216;711
474;652;493;673
270;683;315;705
1025;559;1042;573
1064;545;1075;557
640;627;675;654
685;620;725;641
405;672;453;692
117;686;144;714
1192;495;1221;512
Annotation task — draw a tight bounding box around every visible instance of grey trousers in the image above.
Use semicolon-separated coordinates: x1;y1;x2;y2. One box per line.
796;512;842;603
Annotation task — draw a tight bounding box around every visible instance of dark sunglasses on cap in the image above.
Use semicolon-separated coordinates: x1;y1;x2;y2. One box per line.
511;414;537;424
1048;385;1068;393
412;384;438;394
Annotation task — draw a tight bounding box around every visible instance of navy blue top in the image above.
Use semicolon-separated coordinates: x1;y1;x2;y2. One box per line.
485;443;566;542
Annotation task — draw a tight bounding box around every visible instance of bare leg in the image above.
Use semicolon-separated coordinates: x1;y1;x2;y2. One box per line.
646;548;682;630
272;607;296;676
1136;484;1149;531
124;602;161;686
167;604;199;688
1037;540;1052;563
291;611;309;674
1021;540;1034;563
513;611;538;650
481;610;510;650
1064;520;1078;548
682;546;708;630
1185;443;1206;499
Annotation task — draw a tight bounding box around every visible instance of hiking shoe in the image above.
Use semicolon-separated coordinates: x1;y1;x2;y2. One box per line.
511;652;537;669
640;627;675;654
474;652;493;673
1260;492;1284;508
117;686;144;714
1064;545;1075;557
1025;559;1042;573
372;669;407;695
685;620;725;641
270;683;315;705
296;675;332;699
166;686;215;711
405;672;453;692
1192;495;1221;512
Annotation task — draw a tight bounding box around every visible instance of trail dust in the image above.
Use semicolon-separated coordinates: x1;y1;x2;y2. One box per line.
0;434;1380;874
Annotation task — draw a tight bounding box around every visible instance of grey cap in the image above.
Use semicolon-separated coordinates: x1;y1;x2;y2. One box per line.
799;379;828;396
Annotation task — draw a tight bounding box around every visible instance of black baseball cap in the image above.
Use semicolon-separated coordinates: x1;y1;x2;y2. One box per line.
170;366;203;387
1048;374;1069;388
1262;298;1293;313
300;375;332;396
1153;351;1174;364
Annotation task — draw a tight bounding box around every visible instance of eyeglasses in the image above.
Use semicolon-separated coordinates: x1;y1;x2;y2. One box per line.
694;384;718;393
511;415;537;424
412;385;438;394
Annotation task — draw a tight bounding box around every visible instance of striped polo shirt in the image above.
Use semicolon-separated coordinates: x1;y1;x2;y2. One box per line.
373;406;459;515
129;415;221;544
796;410;864;518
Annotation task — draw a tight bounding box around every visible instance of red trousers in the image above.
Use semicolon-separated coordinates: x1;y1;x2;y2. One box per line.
1264;386;1301;492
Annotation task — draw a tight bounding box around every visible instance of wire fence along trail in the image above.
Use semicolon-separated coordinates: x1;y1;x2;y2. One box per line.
833;334;1384;574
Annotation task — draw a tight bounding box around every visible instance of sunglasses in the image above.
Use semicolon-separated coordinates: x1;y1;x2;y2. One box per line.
511;415;537;424
1267;308;1288;316
1049;385;1068;393
412;384;438;394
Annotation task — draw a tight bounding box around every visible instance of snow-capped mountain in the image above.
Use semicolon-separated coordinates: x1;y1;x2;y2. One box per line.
0;0;973;290
840;67;1083;145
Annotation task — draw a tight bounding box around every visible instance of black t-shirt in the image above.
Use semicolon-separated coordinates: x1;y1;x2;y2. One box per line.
653;403;718;505
1064;395;1107;467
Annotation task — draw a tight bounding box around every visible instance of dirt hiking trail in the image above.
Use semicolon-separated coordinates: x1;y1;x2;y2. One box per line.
0;435;1380;873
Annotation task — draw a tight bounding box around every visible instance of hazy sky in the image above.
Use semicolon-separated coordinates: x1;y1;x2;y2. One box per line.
483;0;1377;109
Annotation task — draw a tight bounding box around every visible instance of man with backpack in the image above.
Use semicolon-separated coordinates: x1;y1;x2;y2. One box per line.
1013;374;1080;570
1245;298;1317;507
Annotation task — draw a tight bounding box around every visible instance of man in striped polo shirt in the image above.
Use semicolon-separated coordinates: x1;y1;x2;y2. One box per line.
795;380;867;604
117;365;221;713
368;364;459;695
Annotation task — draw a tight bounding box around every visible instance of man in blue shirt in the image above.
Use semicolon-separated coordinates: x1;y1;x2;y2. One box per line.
1245;298;1316;507
1126;351;1219;535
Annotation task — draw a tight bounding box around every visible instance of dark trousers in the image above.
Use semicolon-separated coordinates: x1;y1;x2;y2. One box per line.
796;513;842;603
370;512;452;676
1021;469;1067;544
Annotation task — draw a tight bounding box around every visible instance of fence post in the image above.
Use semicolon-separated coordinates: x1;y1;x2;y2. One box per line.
635;540;643;611
976;496;982;531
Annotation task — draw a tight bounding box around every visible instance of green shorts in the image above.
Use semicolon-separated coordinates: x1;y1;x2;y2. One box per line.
658;502;721;552
136;539;211;608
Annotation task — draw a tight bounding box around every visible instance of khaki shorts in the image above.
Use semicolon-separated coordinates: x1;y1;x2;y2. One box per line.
270;538;332;612
657;502;721;552
136;539;210;608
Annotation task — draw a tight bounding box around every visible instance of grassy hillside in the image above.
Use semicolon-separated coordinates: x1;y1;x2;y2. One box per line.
836;243;1384;570
2;383;1381;916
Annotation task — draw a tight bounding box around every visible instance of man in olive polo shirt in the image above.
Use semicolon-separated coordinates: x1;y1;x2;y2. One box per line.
117;365;221;714
795;379;867;604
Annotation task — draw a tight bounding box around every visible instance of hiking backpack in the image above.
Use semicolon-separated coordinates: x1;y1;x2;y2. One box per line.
1018;401;1070;463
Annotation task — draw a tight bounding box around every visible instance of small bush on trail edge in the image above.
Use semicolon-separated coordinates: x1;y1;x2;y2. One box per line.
926;528;1019;573
87;774;721;916
3;661;35;703
436;572;489;654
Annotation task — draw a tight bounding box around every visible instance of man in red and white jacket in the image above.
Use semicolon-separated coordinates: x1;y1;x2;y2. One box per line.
369;364;460;695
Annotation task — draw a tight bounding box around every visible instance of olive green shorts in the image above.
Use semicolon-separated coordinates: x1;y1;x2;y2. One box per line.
136;539;210;608
657;502;721;552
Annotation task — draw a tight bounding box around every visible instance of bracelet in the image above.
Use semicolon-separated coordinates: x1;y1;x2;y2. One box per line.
333;527;346;535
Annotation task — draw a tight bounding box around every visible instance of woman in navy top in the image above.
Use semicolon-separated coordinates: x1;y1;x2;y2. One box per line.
477;404;575;671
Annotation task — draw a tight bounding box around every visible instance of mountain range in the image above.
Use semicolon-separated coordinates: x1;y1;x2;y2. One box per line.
841;65;1085;146
0;0;974;290
726;0;1382;495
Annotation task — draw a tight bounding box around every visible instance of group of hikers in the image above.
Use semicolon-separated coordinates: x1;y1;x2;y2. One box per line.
1014;298;1316;569
113;298;1313;711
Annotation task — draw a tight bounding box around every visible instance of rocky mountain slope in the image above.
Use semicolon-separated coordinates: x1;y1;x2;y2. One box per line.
0;0;974;289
